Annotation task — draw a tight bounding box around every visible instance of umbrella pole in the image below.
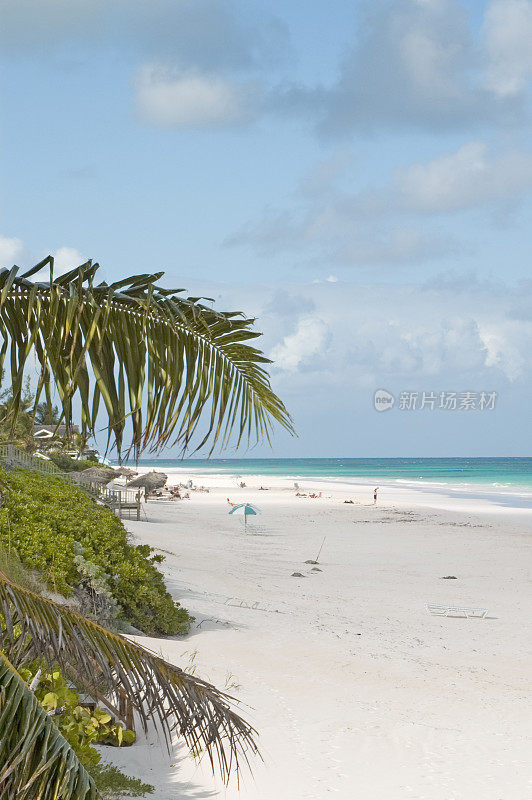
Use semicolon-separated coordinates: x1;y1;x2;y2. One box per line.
315;535;326;562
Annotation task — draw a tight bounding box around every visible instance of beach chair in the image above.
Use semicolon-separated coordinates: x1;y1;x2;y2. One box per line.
426;603;489;618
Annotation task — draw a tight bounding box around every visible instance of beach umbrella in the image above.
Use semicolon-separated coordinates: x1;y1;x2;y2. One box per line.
126;471;168;491
114;467;138;478
74;466;116;484
229;502;261;528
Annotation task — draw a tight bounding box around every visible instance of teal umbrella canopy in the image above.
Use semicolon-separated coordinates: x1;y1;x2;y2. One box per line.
229;503;261;527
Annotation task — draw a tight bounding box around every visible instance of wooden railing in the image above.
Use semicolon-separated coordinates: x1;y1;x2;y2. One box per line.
73;477;142;520
0;444;62;475
0;444;142;520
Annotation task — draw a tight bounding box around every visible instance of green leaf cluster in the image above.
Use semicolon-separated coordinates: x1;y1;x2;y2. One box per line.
16;660;153;798
0;469;192;635
19;661;136;765
0;651;97;800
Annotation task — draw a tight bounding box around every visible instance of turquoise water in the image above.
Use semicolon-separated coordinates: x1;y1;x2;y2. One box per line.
134;457;532;500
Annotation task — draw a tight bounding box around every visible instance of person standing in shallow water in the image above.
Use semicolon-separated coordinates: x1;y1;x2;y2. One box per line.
373;487;379;505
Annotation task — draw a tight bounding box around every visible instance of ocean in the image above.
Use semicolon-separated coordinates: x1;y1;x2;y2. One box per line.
135;457;532;504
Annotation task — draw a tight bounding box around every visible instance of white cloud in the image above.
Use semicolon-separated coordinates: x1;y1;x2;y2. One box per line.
227;146;470;266
229;204;456;266
272;0;530;136
0;0;290;74
255;279;532;387
273;0;519;137
0;237;83;277
52;246;85;274
484;0;532;96
135;64;259;128
334;228;456;266
178;276;532;454
230;142;532;265
478;320;527;380
270;315;329;371
395;142;532;213
0;235;24;267
32;247;85;282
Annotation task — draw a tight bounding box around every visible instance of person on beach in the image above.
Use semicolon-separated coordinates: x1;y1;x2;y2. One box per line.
373;487;379;505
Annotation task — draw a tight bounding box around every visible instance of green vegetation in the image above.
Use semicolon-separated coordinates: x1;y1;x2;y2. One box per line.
34;401;60;425
47;451;102;472
15;660;154;798
87;765;154;799
18;661;136;764
0;652;98;800
0;545;45;594
0;377;35;449
0;468;192;635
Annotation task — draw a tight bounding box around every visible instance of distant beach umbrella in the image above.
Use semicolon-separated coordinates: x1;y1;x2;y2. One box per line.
229;502;261;528
114;467;138;478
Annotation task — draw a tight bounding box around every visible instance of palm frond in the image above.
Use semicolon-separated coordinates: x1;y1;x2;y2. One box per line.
0;577;258;782
0;258;293;459
0;651;97;800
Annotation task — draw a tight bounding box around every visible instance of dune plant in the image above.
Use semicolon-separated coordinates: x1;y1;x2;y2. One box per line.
0;467;190;635
0;650;97;800
17;660;135;762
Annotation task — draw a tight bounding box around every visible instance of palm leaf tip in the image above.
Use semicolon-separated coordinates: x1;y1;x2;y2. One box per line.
0;259;294;458
0;577;259;783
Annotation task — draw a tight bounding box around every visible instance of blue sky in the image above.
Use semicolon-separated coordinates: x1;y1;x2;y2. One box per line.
2;0;532;457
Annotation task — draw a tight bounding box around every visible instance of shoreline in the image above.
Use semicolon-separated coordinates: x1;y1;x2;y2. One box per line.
107;472;532;799
130;465;532;514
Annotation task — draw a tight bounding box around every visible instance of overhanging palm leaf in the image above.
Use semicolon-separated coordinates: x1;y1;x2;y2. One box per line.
0;651;97;800
0;257;293;458
0;577;258;783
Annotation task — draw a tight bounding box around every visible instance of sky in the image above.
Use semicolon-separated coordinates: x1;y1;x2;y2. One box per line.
1;0;532;458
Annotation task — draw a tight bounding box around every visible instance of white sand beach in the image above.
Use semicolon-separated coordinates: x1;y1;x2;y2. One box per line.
107;472;532;800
